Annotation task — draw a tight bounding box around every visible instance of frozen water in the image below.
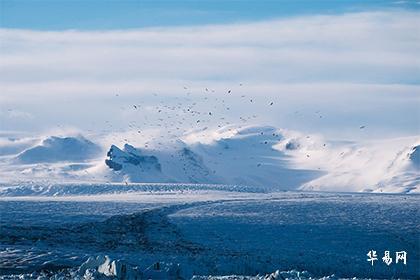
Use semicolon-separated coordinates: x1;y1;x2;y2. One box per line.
0;189;418;279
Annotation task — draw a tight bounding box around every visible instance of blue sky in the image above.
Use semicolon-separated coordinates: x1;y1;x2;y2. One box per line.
1;0;419;30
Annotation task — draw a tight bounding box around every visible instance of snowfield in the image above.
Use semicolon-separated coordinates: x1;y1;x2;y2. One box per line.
0;125;419;279
0;187;418;279
0;125;418;194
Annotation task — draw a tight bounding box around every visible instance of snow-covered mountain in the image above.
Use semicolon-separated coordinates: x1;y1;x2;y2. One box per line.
104;144;167;183
296;137;420;193
369;144;419;193
102;142;223;184
102;126;320;189
15;136;102;164
100;125;419;193
0;125;418;193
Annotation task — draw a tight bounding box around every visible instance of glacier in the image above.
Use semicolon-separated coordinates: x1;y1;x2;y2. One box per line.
0;190;418;279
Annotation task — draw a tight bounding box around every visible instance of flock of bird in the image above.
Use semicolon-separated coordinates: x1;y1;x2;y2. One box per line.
6;83;368;183
89;83;368;156
106;85;266;146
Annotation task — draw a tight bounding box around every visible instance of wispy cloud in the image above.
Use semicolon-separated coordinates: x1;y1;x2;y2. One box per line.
0;11;419;138
1;11;419;91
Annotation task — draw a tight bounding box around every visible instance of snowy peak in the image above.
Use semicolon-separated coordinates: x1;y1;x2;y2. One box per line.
102;125;319;188
16;135;101;164
408;145;419;167
105;144;161;172
103;142;216;184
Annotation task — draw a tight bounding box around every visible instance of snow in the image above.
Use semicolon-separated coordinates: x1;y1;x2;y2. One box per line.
0;125;418;193
77;255;144;279
100;126;320;188
0;254;342;280
0;183;265;197
0;190;418;279
105;144;164;183
409;145;420;167
294;136;420;193
15;136;102;164
1;7;418;279
93;126;420;193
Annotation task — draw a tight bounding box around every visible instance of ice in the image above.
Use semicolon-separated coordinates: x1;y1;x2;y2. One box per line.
0;191;418;279
0;255;343;279
78;255;143;279
0;183;265;197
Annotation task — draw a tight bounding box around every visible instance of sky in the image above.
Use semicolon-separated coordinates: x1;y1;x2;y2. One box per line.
2;0;420;30
0;0;419;141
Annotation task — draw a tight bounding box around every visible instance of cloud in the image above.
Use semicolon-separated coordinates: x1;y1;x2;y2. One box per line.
0;11;419;138
0;109;33;119
1;11;419;92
